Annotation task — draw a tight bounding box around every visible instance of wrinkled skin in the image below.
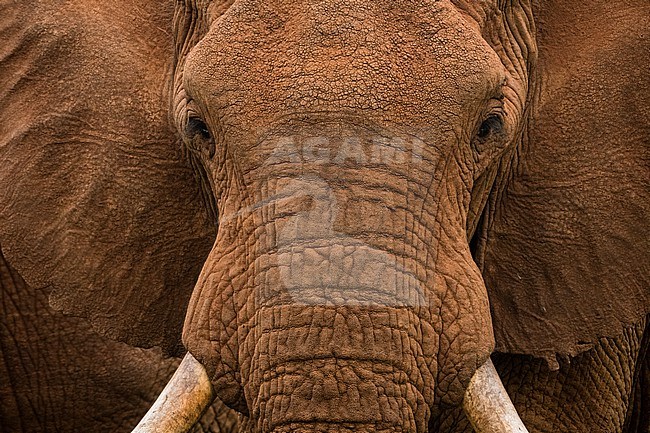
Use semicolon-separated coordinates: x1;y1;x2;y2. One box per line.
0;250;240;433
0;0;648;433
0;1;238;432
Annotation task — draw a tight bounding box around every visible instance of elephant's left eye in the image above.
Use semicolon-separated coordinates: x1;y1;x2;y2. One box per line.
477;115;504;141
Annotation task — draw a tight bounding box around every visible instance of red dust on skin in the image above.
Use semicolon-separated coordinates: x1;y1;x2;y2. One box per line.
175;1;508;431
0;0;648;432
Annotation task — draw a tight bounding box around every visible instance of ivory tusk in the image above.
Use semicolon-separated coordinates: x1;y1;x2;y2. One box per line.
463;358;529;433
132;352;214;433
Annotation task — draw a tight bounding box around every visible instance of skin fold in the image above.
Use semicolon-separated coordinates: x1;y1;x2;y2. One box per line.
0;1;237;431
0;0;648;432
0;249;240;433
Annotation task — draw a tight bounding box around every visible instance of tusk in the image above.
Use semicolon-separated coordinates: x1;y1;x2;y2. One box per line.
463;358;529;433
132;352;214;433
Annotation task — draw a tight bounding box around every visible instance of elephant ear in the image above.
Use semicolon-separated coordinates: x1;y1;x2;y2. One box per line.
478;0;650;369
0;0;216;354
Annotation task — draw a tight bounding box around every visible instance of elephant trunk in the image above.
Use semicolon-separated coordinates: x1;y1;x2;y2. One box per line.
135;132;530;431
242;304;432;432
131;356;528;433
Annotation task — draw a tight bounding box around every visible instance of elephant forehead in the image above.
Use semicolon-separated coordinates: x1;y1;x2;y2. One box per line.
183;0;506;130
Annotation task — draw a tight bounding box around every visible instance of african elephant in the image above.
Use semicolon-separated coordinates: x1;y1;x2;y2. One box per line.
0;0;648;433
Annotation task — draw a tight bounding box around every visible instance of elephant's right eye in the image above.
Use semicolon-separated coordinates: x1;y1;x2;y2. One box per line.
186;117;215;158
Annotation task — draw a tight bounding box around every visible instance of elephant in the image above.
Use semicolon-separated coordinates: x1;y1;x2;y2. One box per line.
0;0;648;432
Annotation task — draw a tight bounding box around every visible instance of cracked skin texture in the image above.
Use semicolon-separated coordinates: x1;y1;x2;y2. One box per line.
0;1;237;431
0;249;240;433
0;0;648;433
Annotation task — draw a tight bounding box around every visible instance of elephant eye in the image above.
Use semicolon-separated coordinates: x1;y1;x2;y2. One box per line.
186;117;215;158
186;117;212;140
477;115;504;141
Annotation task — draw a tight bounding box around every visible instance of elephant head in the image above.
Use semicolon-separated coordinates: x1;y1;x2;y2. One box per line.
1;0;647;432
